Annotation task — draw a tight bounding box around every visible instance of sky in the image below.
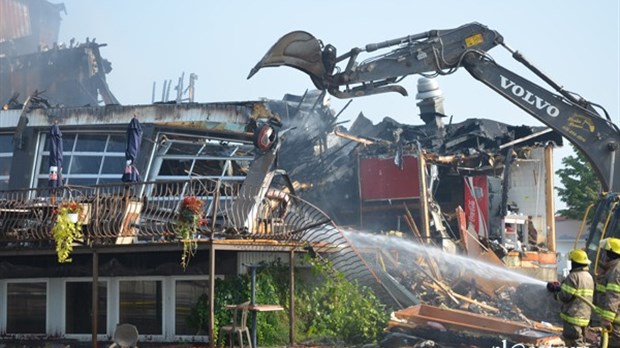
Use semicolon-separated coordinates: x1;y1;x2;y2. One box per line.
58;1;620;210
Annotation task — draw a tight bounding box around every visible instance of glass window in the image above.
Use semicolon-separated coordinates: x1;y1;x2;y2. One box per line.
75;134;108;152
0;133;13;149
69;156;103;174
167;143;203;155
36;132;126;188
150;133;254;182
160;159;193;176
62;136;76;153
119;280;162;335
0;134;13;189
7;282;46;334
107;135;126;152
193;160;225;176
66;281;107;334
175;280;209;335
101;156;126;174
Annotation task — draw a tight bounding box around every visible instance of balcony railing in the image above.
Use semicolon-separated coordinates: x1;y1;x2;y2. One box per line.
0;178;332;246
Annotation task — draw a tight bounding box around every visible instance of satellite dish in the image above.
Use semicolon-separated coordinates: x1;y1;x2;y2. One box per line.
111;323;139;348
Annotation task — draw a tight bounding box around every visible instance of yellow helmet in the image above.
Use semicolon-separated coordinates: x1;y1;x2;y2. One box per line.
568;249;591;265
605;238;620;254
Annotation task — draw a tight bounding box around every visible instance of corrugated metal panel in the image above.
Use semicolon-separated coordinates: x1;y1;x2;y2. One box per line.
0;0;31;42
236;252;291;274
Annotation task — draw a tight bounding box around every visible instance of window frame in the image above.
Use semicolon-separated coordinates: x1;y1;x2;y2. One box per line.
3;279;48;336
0;133;14;190
62;278;110;339
117;277;166;338
34;130;126;188
171;275;223;340
149;132;254;183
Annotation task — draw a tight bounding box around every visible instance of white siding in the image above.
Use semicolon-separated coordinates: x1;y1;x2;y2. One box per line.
236;252;290;274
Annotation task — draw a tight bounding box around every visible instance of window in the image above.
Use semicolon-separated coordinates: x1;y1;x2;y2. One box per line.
36;132;125;188
119;280;162;335
65;281;107;334
147;133;253;214
7;282;46;334
150;134;253;182
175;279;209;335
0;134;13;190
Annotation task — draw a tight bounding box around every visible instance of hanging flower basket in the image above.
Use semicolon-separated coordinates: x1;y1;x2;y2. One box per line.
177;196;204;270
52;201;84;263
68;213;79;223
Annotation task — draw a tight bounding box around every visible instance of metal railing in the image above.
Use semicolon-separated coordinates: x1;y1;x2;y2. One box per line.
0;178;333;245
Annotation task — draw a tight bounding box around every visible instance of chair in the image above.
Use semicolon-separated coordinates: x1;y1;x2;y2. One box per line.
217;301;252;348
109;323;139;348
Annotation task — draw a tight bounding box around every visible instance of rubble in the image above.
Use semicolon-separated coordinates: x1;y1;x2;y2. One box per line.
267;81;567;344
349;229;565;346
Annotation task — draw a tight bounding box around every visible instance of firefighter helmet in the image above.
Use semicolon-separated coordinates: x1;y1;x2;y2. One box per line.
568;249;591;265
604;238;620;254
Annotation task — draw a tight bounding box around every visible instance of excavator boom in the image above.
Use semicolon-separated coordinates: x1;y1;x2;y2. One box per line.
248;22;619;194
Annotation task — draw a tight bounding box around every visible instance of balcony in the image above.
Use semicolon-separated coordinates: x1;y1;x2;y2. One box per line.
0;178;330;248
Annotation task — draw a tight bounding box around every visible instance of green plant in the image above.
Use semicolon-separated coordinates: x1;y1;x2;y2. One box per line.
52;203;84;263
296;257;388;344
186;258;388;346
186;293;210;335
177;196;204;269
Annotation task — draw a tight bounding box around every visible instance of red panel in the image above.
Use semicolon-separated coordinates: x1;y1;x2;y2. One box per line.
464;176;489;238
359;156;420;201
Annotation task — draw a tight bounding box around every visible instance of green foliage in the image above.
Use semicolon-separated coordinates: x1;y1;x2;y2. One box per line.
556;145;600;219
186;258;388;345
214;275;247;340
295;257;388;344
177;196;204;270
186;293;209;335
52;206;84;263
253;263;290;344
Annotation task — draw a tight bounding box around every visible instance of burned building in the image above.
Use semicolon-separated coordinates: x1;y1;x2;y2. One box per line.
280;78;563;279
1;0;118;107
0;2;572;346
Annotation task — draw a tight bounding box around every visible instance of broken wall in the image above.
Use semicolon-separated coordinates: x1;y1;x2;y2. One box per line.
506;147;549;245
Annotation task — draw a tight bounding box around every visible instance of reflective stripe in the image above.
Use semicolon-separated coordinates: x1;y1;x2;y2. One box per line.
560;283;594;297
598;308;617;321
607;283;620;293
560;312;590;326
597;283;607;293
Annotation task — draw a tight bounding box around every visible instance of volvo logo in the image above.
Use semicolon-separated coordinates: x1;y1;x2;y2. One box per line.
500;75;560;117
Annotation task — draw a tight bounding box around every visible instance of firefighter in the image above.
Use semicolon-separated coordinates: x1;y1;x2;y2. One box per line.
547;248;594;346
597;238;620;347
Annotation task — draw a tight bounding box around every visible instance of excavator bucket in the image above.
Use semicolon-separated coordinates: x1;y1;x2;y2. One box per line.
247;31;326;89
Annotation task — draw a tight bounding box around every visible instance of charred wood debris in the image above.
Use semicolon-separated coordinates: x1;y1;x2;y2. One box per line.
269;90;566;345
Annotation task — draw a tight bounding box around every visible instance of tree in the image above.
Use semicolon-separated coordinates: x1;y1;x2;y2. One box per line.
556;144;600;219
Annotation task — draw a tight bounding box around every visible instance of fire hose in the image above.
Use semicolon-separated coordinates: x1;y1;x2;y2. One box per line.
573;293;609;348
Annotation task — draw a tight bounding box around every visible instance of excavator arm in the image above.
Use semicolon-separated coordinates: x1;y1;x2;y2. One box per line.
248;22;619;193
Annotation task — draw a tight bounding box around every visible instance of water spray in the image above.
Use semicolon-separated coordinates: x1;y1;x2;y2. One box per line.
344;230;547;287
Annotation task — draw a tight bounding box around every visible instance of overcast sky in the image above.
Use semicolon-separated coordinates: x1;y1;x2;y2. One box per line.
58;0;620;209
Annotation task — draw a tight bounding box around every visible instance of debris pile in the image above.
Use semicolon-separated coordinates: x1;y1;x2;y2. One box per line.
347;230;564;346
263;83;567;345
